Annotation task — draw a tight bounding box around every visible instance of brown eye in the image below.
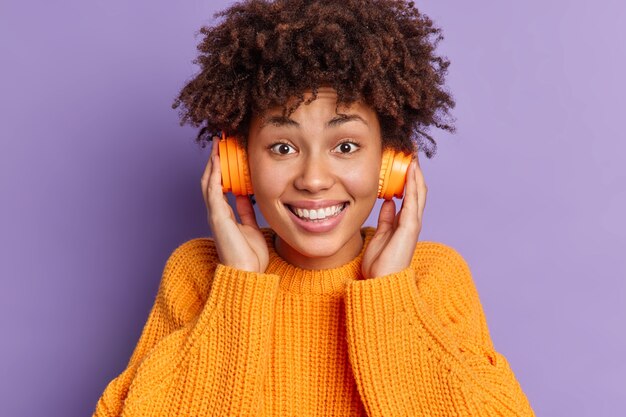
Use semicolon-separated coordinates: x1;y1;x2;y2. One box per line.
269;143;296;155
333;141;360;154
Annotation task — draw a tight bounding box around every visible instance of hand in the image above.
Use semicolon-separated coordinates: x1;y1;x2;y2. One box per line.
201;138;269;273
361;152;427;279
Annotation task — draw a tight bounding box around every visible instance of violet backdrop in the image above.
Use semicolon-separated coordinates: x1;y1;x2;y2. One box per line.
1;1;624;416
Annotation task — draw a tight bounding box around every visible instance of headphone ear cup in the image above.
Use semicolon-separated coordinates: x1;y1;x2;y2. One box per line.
226;134;242;195
235;139;254;195
378;149;413;200
378;150;394;199
219;133;254;195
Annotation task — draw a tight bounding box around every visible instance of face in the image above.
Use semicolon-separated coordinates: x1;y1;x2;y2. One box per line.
247;87;382;270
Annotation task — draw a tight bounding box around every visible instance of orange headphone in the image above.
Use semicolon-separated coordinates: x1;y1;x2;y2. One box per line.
217;132;412;200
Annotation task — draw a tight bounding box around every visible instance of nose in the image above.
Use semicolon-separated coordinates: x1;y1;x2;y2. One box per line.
293;153;335;194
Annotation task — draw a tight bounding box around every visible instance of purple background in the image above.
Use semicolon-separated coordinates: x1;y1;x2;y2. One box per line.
1;1;624;416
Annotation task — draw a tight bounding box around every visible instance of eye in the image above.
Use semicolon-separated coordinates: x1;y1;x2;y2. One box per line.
269;142;296;155
333;141;360;154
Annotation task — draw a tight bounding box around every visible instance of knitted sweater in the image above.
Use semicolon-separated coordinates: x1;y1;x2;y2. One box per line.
92;227;535;417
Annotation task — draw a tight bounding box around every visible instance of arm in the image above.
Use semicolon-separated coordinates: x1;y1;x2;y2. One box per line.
344;242;535;417
92;239;280;417
94;133;274;416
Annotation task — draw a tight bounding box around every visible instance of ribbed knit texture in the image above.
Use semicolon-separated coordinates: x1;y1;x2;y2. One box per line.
92;227;535;416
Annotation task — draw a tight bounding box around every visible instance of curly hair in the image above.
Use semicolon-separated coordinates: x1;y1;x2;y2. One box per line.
171;0;456;158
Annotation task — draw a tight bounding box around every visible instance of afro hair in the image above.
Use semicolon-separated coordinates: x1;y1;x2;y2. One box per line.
171;0;456;158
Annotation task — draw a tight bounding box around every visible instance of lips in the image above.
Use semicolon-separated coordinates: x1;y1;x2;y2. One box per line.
283;201;349;233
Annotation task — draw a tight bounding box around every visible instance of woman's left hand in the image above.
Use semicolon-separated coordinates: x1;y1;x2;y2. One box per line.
361;153;427;279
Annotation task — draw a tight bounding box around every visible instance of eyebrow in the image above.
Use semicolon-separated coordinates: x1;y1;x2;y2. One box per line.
259;113;368;130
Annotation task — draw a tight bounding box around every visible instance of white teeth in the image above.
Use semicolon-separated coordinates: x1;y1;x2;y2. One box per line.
291;203;346;221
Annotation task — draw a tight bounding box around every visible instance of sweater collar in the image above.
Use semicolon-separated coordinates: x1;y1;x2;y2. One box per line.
260;227;377;295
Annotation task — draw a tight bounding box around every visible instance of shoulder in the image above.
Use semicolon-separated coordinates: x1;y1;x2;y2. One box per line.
410;241;494;347
411;241;472;276
157;237;220;325
361;228;473;285
410;241;479;304
165;237;219;272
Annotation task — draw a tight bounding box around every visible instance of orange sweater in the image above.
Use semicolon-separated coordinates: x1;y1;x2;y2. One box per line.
92;227;535;416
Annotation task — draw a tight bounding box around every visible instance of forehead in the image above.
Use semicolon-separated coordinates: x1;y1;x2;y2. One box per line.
253;90;377;125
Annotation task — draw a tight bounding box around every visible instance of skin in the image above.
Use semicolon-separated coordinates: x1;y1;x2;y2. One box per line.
200;87;428;278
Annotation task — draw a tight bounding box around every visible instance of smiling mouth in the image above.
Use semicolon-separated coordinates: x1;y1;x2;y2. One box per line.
285;202;349;222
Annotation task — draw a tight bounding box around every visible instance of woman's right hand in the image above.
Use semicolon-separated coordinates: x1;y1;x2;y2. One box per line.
201;137;269;273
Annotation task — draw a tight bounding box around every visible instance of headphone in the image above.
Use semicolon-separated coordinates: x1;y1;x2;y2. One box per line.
217;132;412;200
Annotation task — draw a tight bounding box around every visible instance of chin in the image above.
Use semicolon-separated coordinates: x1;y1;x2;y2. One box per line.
277;223;361;269
264;200;369;266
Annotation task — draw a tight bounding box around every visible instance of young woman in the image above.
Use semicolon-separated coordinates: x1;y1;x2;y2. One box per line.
93;1;535;416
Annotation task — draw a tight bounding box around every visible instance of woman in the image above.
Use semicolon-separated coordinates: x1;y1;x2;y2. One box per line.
93;0;535;415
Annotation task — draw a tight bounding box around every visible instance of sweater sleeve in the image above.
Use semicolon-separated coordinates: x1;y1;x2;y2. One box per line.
92;239;280;417
344;243;535;417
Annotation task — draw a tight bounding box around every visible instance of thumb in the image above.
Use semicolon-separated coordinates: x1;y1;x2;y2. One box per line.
376;199;396;235
235;194;260;230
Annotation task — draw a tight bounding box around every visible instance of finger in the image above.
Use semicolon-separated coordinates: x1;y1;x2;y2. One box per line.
235;195;260;230
207;140;222;197
393;200;400;230
376;199;396;236
398;160;419;228
200;137;219;205
207;141;236;223
200;139;215;204
413;153;427;224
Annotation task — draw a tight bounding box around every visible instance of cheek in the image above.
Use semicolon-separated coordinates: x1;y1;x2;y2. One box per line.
249;159;286;200
341;160;381;198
